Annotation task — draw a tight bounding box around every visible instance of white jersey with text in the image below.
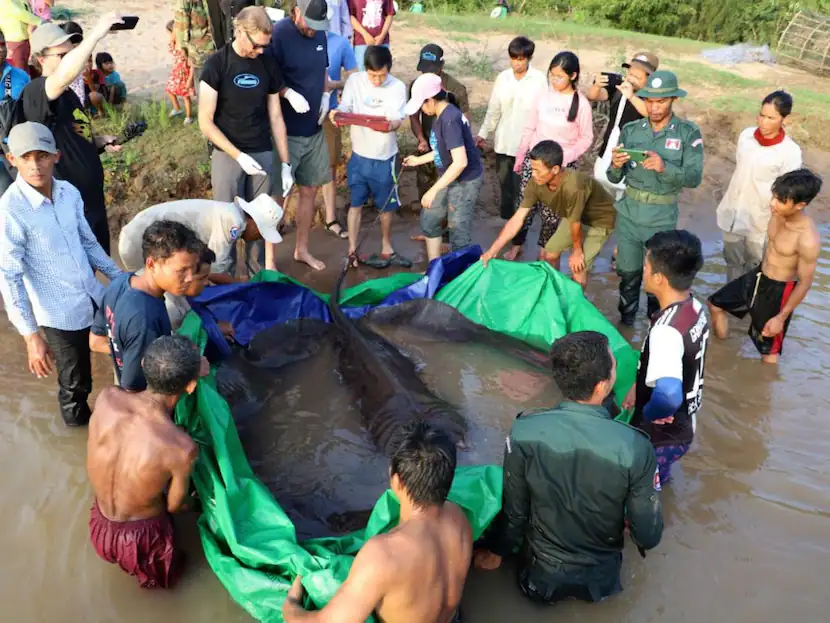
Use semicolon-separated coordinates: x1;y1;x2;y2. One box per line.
631;297;710;446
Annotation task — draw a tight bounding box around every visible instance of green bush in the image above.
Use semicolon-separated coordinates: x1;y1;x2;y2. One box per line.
404;0;830;45
570;0;830;45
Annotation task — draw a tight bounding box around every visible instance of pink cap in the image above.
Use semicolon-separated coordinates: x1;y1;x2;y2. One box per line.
403;73;443;116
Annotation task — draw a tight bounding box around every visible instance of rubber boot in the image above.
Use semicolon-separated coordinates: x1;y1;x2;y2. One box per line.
646;294;660;321
618;270;642;326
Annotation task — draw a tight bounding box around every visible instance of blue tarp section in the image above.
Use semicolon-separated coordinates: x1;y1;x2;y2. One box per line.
190;246;483;358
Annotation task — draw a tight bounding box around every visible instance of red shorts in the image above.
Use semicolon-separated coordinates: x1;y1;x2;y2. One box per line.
89;499;182;588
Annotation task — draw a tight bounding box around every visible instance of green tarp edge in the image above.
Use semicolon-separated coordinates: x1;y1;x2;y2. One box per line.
174;261;637;622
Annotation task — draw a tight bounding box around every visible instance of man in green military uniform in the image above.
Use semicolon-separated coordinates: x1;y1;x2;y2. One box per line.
608;70;704;325
175;0;217;84
474;331;663;604
408;44;471;202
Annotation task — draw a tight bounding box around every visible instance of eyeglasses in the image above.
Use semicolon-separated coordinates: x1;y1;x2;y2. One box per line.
41;51;70;59
245;31;269;51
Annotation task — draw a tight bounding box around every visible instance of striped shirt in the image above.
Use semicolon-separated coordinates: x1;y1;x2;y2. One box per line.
0;177;122;335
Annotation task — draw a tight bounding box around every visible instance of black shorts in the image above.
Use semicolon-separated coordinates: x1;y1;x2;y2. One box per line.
708;267;797;356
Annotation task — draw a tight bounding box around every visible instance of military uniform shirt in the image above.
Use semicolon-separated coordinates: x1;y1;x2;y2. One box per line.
607;114;704;227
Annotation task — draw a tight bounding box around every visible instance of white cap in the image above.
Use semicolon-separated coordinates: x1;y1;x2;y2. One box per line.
235;194;283;244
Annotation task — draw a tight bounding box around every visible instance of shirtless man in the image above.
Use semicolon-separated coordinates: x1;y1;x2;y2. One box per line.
283;421;472;623
708;169;822;363
87;334;202;588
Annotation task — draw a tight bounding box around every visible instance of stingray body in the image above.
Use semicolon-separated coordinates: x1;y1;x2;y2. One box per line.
328;269;468;453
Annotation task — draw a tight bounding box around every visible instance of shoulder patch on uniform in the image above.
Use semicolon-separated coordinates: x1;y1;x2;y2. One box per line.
229;226;241;241
692;138;703;148
653;467;662;491
665;138;682;150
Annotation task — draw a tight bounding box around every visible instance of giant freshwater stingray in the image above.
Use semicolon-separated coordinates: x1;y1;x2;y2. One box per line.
328;268;469;451
214;265;593;537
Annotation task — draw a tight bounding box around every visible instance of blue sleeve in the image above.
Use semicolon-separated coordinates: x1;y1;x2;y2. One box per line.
441;111;465;152
119;309;169;391
11;68;30;100
342;42;358;72
643;377;683;422
90;304;107;337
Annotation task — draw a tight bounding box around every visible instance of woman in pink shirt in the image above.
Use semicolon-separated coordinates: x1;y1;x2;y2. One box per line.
504;51;593;261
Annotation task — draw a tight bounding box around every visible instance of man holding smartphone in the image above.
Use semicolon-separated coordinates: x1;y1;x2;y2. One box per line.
608;70;704;326
587;51;656;198
21;15;125;254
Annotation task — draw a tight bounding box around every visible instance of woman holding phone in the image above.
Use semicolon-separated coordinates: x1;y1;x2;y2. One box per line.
503;51;593;261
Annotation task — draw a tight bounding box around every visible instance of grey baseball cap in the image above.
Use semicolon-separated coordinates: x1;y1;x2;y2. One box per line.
297;0;329;31
8;122;58;157
30;23;75;55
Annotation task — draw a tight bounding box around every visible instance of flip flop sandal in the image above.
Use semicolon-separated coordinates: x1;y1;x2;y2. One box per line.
325;220;348;239
358;254;391;269
381;252;413;268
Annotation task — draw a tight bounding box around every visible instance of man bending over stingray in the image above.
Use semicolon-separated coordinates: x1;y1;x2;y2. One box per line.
283;421;472;623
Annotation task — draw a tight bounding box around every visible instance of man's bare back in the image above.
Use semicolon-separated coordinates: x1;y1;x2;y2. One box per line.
371;502;472;623
763;212;820;282
284;502;472;623
87;386;197;522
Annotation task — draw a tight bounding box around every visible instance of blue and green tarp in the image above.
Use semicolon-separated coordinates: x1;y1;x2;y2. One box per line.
175;246;637;621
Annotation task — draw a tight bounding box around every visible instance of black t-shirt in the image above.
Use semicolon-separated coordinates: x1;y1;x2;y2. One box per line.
201;44;284;152
598;89;644;157
20;78;106;216
91;272;172;392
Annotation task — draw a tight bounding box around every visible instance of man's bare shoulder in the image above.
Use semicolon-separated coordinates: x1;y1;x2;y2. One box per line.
798;214;821;252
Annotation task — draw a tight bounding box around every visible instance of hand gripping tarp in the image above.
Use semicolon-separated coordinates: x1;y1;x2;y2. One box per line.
175;246;638;622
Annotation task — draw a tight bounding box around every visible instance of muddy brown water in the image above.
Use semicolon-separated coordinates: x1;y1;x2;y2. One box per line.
2;212;829;622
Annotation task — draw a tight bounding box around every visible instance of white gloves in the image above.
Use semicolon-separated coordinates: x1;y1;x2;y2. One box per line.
318;93;331;126
280;162;294;198
284;88;310;113
236;152;266;176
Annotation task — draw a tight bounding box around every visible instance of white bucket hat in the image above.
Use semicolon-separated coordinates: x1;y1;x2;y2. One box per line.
235;194;284;244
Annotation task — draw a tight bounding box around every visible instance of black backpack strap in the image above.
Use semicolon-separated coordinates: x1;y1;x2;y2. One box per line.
3;71;12;99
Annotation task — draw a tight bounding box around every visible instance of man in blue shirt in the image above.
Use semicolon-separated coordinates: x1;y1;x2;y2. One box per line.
0;122;122;426
269;0;331;271
91;220;205;392
321;24;357;238
0;28;30;195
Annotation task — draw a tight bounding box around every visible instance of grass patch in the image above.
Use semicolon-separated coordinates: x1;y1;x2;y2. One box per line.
397;13;710;55
449;46;498;80
95;99;210;226
661;58;765;89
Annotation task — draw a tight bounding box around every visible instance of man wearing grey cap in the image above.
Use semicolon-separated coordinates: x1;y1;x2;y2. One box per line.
0;122;122;427
18;13;124;253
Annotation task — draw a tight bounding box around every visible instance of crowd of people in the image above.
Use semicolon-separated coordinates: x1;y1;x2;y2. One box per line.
0;2;824;621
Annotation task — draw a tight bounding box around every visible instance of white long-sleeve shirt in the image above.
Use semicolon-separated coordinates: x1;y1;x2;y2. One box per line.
477;66;547;158
716;127;802;243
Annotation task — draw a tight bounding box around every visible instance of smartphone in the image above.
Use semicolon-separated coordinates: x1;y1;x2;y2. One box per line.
601;71;623;91
619;148;649;163
110;16;139;31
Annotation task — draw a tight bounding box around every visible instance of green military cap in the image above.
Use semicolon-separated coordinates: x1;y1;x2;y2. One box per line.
636;70;687;99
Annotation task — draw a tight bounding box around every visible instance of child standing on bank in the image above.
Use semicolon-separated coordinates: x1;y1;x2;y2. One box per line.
165;20;194;125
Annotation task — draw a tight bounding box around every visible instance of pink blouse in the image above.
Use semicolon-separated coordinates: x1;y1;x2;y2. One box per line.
515;87;593;167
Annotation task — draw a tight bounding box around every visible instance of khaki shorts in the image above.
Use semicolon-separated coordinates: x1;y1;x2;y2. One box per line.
544;219;612;269
322;115;342;169
288;130;333;188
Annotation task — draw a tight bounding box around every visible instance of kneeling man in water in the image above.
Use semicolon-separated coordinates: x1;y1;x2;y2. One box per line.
86;335;201;588
283;421;472;622
475;331;663;603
